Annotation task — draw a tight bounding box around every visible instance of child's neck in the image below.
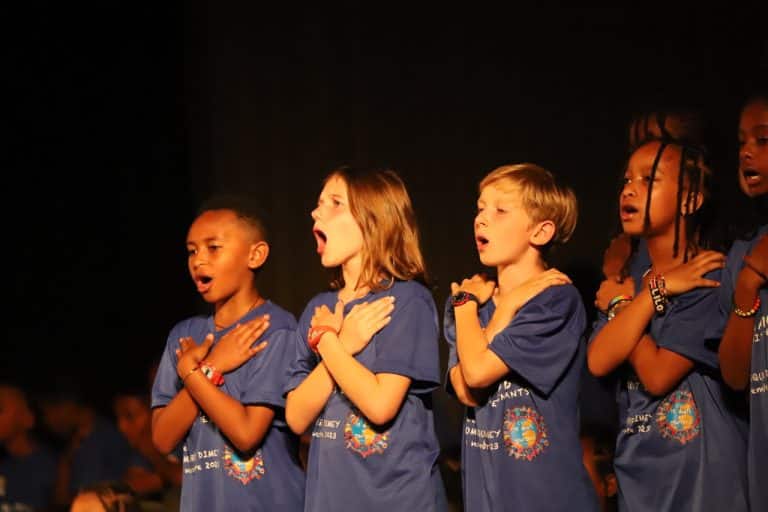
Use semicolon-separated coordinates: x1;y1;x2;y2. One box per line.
496;252;547;295
214;289;264;330
339;256;369;303
646;233;688;272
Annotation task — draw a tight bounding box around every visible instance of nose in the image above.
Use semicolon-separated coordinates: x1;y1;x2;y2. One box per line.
739;142;752;164
621;178;637;198
474;211;487;229
190;251;205;269
311;206;320;221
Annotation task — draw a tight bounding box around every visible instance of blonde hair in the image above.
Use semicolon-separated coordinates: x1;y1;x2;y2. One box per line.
326;167;427;291
480;163;578;246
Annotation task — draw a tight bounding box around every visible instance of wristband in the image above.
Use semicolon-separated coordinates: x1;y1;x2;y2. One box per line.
648;274;668;315
199;361;224;386
733;295;761;318
607;294;633;320
181;366;199;383
451;291;480;308
308;325;337;353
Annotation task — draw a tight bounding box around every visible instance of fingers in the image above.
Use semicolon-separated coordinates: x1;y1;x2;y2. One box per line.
697;279;721;288
248;340;269;356
450;282;459;294
541;268;571;284
241;316;270;343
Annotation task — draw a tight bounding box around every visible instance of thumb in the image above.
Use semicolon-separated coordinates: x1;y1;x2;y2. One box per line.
334;300;344;317
450;282;459;294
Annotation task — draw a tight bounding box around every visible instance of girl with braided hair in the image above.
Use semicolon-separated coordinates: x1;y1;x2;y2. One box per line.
587;139;749;511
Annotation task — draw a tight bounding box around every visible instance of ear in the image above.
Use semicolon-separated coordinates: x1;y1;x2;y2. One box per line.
603;473;618;498
529;220;556;247
248;240;269;270
681;190;704;216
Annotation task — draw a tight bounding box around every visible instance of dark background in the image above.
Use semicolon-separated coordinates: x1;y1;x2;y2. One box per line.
6;4;768;445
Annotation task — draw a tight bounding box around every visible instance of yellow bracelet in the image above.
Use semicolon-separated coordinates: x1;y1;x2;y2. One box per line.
181;366;199;383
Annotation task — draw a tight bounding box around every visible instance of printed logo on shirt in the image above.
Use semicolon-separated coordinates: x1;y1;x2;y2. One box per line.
223;446;265;484
502;406;549;460
344;409;389;458
755;314;767;344
752;368;768;396
655;390;701;444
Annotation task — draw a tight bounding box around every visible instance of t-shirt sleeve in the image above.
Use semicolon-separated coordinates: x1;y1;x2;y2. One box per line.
488;286;586;397
369;291;441;393
587;309;609;345
151;326;184;409
442;296;459;396
655;272;722;370
242;328;295;408
284;307;318;396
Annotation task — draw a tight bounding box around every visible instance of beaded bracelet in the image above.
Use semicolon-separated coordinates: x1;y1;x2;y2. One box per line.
733;295;761;318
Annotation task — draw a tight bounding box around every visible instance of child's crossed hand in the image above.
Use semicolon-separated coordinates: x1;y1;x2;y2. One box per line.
207;315;271;373
311;297;395;355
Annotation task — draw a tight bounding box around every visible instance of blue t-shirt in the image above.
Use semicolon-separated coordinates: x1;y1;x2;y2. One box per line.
445;284;599;512
717;224;768;511
589;267;749;512
70;416;133;495
0;445;57;511
151;301;305;512
285;280;446;512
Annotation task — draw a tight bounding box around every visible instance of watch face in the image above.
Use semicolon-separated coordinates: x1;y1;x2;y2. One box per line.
451;291;469;306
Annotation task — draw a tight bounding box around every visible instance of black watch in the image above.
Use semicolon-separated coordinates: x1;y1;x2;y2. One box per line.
451;291;480;308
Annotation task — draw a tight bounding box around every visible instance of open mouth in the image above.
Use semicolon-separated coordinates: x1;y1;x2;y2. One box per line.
476;234;489;250
742;168;763;183
620;204;639;220
195;275;213;293
313;228;327;254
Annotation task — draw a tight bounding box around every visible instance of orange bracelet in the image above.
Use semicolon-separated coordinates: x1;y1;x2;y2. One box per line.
307;325;337;353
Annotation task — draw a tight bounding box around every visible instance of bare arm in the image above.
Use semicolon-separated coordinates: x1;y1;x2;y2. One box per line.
285;363;337;435
453;271;570;388
181;367;275;452
626;335;695;395
317;332;410;425
588;251;724;377
448;364;481;407
587;289;655;377
718;267;765;390
151;388;199;455
286;297;395;432
453;302;513;388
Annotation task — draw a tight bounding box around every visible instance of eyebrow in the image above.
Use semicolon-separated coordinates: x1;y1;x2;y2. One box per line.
187;236;222;245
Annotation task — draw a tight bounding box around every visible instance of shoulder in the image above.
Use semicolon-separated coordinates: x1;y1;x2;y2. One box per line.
674;267;723;307
298;290;337;324
531;284;584;315
387;280;435;306
261;301;298;331
728;224;767;262
304;291;337;310
167;315;209;338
